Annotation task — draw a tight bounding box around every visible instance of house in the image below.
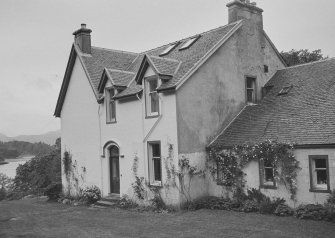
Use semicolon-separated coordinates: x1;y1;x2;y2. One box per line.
54;0;288;206
209;58;335;206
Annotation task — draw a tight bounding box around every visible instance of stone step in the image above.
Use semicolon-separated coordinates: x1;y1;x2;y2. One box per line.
95;200;117;207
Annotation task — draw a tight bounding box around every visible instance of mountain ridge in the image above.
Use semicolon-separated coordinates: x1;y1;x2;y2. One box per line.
0;130;60;145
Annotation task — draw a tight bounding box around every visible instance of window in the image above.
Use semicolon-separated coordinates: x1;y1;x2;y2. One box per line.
309;155;330;192
148;142;162;185
259;159;276;188
278;85;292;95
145;77;159;117
106;88;116;123
159;42;179;56
246;77;257;103
179;35;201;50
264;65;269;73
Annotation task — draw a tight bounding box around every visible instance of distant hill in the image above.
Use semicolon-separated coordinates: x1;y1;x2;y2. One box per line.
0;130;60;145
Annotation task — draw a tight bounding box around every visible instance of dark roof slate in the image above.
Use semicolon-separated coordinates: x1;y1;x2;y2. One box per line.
210;58;335;148
106;69;135;87
80;47;138;94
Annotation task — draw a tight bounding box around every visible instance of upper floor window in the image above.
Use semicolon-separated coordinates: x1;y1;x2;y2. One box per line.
106;88;116;123
145;77;159;117
246;77;256;103
309;155;330;192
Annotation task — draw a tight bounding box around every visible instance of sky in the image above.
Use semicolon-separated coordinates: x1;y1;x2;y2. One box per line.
0;0;334;137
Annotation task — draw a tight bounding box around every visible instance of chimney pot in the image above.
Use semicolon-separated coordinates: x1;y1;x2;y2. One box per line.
81;23;87;29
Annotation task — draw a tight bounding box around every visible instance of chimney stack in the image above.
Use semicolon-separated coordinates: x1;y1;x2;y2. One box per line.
73;24;92;54
226;0;263;29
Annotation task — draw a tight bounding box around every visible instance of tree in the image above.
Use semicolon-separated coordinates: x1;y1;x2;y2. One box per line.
281;49;328;67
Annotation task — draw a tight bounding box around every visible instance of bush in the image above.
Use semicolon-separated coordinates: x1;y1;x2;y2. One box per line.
82;185;101;204
295;204;328;221
0;173;14;200
274;204;294;216
185;196;232;210
44;183;62;200
259;197;285;214
0;187;6;201
326;189;335;205
117;195;138;209
240;200;259;212
12;150;61;198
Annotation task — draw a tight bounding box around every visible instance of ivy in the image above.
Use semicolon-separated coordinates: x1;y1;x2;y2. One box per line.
209;140;301;200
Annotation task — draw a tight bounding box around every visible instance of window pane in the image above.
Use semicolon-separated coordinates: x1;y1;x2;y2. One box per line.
111;101;116;119
150;92;159;113
315;159;326;169
247;89;254;102
316;170;327;185
153;158;161;181
149;80;157;92
264;168;274;182
246;78;254;88
151;143;160;157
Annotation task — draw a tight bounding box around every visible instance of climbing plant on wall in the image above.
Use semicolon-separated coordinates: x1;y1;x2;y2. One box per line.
208;140;301;200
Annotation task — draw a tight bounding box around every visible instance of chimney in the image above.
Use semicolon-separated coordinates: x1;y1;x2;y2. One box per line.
73;24;92;54
227;0;263;29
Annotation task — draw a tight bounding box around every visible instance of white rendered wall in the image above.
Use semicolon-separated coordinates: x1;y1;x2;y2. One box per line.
100;66;180;205
60;56;101;195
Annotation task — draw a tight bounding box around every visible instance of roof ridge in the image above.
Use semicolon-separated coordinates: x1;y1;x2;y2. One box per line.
91;46;139;55
278;57;335;71
149;55;180;63
140;21;240;54
106;68;135;74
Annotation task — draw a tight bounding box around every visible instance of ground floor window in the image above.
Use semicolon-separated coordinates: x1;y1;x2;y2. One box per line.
259;159;276;188
309;155;330;192
148;141;162;185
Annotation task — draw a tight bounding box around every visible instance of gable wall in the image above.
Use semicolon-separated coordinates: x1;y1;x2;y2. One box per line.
60;56;101;194
176;22;285;154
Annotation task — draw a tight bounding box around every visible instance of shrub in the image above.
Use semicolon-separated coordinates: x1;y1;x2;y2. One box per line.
44;183;62;200
117;195;138;209
326;189;335;205
0;187;6;201
0;173;14;200
240;200;259;213
274;204;294;216
12;150;61;198
259;197;285;214
185;196;231;210
82;185;101;204
247;188;267;204
295;204;328;221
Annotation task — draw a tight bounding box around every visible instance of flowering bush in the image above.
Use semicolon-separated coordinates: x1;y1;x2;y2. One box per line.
82;185;101;204
209;140;301;199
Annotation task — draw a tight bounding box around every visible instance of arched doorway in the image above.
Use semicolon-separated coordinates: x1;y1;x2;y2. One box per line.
109;145;120;194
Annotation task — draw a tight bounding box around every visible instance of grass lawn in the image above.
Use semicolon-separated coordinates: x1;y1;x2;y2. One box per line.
0;199;334;238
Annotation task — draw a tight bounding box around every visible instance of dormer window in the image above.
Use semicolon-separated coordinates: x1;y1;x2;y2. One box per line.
106;88;116;123
246;77;257;103
145;76;159;117
159;42;179;56
179;35;201;50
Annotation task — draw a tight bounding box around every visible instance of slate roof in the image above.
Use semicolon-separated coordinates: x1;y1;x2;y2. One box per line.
209;58;335;148
106;69;135;87
77;21;240;99
79;46;138;95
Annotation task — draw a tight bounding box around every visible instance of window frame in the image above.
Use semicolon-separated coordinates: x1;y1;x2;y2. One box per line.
245;76;257;104
259;159;277;189
159;42;179;56
179;35;201;51
144;75;160;118
147;141;162;186
309;155;331;193
106;87;116;124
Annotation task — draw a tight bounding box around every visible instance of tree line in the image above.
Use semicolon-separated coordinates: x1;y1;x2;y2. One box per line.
0;141;54;160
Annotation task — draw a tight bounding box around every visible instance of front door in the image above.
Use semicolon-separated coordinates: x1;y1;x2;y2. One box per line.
109;146;120;194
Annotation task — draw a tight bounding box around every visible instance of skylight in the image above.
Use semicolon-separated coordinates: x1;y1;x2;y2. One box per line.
179;35;201;50
278;85;292;95
159;42;179;56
